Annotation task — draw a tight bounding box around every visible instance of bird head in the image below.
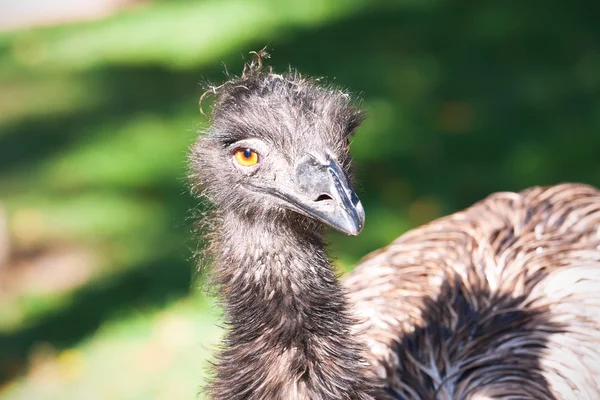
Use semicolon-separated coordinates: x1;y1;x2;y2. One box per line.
191;58;365;236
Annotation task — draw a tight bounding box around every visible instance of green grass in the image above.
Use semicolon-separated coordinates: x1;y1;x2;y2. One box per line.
1;294;221;400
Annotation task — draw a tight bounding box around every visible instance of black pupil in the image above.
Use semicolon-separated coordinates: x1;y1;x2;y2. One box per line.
243;149;253;159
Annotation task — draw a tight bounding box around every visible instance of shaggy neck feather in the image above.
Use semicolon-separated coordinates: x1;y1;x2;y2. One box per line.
206;210;376;399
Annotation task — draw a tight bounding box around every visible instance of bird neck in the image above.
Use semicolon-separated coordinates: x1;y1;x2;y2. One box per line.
206;210;376;399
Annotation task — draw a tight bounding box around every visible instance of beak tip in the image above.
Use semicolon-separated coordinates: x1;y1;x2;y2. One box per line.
342;206;365;236
347;226;362;236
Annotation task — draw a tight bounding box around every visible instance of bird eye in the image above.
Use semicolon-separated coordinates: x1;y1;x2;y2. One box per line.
234;148;259;167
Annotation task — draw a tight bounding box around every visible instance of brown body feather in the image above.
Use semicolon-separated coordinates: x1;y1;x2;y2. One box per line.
347;183;600;399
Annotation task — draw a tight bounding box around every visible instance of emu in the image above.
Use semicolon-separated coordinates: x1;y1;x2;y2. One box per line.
189;54;600;399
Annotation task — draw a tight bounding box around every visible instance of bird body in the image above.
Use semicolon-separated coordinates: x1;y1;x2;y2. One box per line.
346;183;600;399
190;55;600;399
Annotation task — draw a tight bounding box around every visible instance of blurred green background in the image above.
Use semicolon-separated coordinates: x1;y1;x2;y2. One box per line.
0;0;599;398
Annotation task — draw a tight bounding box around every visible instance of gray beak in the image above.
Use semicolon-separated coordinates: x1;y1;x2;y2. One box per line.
288;154;365;235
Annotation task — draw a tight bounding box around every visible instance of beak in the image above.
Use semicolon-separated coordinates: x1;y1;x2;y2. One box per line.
271;154;365;235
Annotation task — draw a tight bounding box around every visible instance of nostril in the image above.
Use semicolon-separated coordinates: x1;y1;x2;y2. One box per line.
315;194;333;202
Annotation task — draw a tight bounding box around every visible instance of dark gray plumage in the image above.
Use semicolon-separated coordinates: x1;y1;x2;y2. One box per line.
189;55;600;399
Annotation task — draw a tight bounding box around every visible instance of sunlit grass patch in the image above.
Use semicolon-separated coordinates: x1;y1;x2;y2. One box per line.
0;294;222;400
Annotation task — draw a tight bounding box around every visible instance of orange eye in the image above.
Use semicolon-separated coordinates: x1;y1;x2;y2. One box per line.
234;148;259;167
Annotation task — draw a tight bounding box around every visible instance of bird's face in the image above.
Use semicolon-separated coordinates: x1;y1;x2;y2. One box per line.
191;72;365;235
